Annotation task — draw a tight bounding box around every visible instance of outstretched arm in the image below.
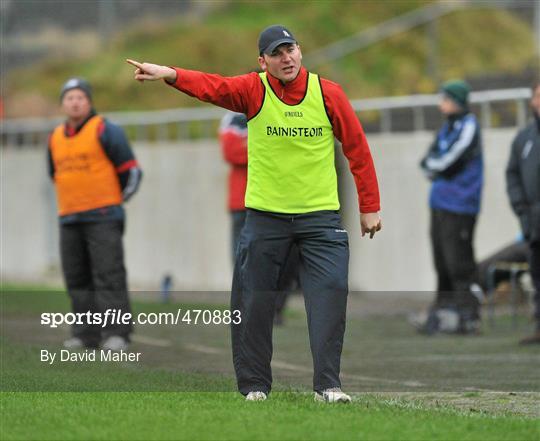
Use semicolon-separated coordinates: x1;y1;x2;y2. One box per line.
126;59;260;116
126;59;177;83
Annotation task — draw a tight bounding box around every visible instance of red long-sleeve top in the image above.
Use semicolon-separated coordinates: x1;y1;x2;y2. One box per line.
168;66;380;213
219;112;248;211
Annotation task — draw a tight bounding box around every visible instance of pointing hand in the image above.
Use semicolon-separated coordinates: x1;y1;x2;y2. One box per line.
126;59;177;83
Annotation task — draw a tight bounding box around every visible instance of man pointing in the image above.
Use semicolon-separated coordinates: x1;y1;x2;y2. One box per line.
127;25;381;402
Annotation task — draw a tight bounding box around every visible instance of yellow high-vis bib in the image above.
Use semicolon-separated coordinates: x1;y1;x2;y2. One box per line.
246;72;338;213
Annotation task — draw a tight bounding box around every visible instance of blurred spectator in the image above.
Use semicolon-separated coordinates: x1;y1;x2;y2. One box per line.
506;81;540;345
48;78;142;351
219;111;248;261
418;79;484;335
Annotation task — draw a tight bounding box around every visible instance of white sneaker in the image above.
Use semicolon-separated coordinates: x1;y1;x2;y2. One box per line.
315;388;351;403
102;336;129;351
63;337;85;349
437;308;460;333
245;391;267;401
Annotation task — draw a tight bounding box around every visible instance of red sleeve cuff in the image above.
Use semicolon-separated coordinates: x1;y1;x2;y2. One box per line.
116;159;138;173
164;67;189;89
359;203;380;214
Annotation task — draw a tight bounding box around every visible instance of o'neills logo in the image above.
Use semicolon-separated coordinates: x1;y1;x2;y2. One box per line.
284;111;303;117
266;126;323;137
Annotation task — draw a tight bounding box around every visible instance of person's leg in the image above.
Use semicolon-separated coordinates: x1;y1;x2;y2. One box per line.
430;209;453;307
231;210;293;395
519;241;540;344
274;244;300;324
441;212;481;326
529;241;540;329
85;220;132;341
294;211;349;392
231;210;247;263
59;223;100;346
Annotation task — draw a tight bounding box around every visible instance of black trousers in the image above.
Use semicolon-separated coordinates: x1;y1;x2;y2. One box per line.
530;241;540;328
231;209;300;315
231;209;349;395
430;209;479;312
231;210;247;263
60;220;132;345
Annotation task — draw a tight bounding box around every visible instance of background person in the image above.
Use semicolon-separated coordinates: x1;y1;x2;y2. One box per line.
48;78;142;351
127;23;381;403
219;110;249;261
419;80;484;335
506;81;540;345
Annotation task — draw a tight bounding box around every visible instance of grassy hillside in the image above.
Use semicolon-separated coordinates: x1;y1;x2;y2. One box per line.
5;1;535;117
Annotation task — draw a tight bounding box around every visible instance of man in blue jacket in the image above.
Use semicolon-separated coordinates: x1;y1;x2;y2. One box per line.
419;80;484;335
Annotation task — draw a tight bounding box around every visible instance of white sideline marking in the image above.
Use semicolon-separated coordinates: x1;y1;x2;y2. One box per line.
394;354;540;363
131;335;172;347
273;360;424;387
185;344;426;388
272;360;311;372
184;344;224;355
463;386;499;392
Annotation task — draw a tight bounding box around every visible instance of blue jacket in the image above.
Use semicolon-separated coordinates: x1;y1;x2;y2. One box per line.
421;112;483;215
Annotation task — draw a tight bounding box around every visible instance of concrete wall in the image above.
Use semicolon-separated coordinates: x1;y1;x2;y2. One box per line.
340;129;519;292
1;129;521;292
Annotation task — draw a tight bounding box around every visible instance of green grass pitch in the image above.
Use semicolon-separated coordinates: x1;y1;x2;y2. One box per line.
1;289;538;440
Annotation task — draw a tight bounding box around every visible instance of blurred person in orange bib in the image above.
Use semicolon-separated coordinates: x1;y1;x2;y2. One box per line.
48;78;143;351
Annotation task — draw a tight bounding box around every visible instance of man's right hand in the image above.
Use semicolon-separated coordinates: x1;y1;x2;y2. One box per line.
360;212;382;239
126;59;177;83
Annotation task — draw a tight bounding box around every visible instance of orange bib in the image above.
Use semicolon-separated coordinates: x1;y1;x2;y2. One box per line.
50;115;122;216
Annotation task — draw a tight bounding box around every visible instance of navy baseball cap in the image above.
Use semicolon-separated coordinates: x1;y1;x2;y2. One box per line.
258;25;297;55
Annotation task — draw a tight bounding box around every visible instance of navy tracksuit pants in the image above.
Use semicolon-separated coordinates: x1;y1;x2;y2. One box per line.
231;208;349;395
60;220;132;346
430;209;480;314
530;241;540;329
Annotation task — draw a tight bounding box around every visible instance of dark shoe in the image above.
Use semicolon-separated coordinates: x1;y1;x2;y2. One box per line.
416;309;441;335
458;318;481;335
519;330;540;345
458;308;481;335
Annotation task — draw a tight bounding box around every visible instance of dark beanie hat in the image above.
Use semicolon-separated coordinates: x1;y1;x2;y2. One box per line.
60;78;92;102
441;80;470;109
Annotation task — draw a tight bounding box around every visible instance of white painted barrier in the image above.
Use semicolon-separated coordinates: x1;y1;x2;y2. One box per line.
0;129;522;293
